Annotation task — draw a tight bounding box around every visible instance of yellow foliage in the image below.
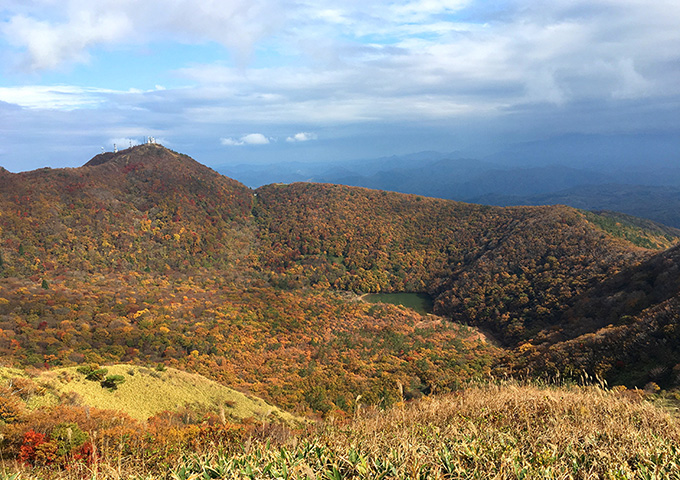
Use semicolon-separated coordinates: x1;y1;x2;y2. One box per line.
140;218;152;232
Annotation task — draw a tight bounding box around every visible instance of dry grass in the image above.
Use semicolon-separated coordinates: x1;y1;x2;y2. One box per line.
0;367;29;384
1;365;300;425
318;383;680;478
3;382;680;479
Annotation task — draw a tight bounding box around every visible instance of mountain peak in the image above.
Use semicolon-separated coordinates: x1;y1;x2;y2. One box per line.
83;143;173;167
77;143;252;201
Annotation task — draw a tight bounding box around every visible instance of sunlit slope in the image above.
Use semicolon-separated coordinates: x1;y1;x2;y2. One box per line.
2;365;300;424
173;383;680;479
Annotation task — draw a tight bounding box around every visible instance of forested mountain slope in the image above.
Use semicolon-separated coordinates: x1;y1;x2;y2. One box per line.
0;146;499;413
254;182;653;344
0;144;255;277
1;145;680;407
519;242;680;388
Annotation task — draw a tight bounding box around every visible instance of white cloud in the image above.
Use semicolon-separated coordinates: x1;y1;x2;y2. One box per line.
221;133;270;146
2;0;288;71
4;0;680;114
611;58;651;99
164;0;680;125
286;132;318;142
4;11;132;70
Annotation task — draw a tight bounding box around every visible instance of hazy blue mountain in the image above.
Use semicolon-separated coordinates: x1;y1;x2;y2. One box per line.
486;133;680;173
474;184;680;228
216;148;680;228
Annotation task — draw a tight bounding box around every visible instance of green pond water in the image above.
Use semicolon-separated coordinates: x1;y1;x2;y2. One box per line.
363;292;434;315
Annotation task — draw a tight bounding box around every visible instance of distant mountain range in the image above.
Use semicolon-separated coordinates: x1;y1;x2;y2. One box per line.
217;149;680;227
471;184;680;227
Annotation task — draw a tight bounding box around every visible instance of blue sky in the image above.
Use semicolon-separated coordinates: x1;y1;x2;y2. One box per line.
1;0;679;172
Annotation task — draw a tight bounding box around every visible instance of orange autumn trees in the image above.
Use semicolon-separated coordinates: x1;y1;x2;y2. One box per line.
0;144;255;278
254;182;650;344
2;143;680;417
0;274;499;414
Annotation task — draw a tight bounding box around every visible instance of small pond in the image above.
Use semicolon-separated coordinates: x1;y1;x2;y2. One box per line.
363;292;434;315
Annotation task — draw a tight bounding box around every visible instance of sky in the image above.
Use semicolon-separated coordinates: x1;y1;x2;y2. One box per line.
0;0;679;172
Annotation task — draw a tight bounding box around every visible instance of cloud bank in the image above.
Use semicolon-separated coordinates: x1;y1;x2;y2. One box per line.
0;0;679;171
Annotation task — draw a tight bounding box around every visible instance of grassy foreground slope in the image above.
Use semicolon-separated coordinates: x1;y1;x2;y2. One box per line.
3;383;679;479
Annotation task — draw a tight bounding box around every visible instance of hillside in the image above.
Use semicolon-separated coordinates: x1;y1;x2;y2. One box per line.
0;364;297;424
579;210;680;250
4;382;679;478
220;151;680;229
1;145;680;407
255;182;655;345
3;146;680;476
0;363;301;474
0;275;499;414
0;144;255;277
517;242;680;389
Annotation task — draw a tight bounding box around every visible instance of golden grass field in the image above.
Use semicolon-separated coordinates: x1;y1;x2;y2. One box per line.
32;365;299;425
3;378;679;479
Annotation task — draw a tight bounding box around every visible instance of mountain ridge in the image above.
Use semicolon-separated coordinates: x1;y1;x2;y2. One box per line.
1;146;680;405
218;149;680;229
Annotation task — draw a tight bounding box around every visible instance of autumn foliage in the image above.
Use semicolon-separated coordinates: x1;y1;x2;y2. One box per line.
1;144;680;476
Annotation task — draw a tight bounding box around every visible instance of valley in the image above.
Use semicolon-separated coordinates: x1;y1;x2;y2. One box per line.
1;144;680;478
